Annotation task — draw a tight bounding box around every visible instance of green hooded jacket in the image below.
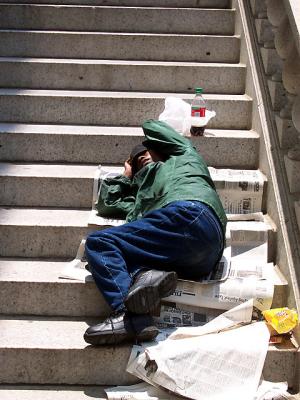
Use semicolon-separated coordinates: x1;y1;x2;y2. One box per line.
97;120;227;233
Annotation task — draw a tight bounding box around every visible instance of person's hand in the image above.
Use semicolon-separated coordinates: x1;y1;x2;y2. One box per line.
123;159;133;179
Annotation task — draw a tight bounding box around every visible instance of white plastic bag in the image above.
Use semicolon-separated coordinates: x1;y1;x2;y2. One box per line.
159;97;191;135
159;96;216;136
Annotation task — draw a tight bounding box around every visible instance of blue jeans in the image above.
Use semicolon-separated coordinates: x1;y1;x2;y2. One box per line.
85;201;224;312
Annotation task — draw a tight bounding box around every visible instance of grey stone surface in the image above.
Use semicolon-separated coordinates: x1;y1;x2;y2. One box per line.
275;114;299;149
263;341;297;387
0;90;252;129
0;164;96;208
0;0;230;6
0;385;108;400
255;18;273;45
0;209;274;258
267;79;287;112
0;124;259;168
0;318;137;385
0;5;235;35
295;199;300;233
0;318;296;385
0;163;265;208
3;161;269;207
0;58;246;94
250;0;267;17
260;47;283;76
0;0;297;393
0;31;240;62
285;155;300;194
2;385;299;400
0;208;93;258
0;260;111;317
0;256;287;317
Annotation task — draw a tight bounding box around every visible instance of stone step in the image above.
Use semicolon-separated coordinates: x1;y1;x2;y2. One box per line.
0;208;91;258
0;317;136;385
0;58;246;94
0;124;259;168
0;0;230;7
0;163;265;208
0;259;111;317
0;385;108;400
0;30;240;62
0;317;296;386
0;5;235;35
0;208;275;258
0;90;252;129
3;386;298;400
0;249;284;317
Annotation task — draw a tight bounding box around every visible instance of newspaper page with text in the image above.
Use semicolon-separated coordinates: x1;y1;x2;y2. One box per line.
127;301;270;400
209;168;265;214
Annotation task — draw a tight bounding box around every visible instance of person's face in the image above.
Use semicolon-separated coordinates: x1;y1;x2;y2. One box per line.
136;151;153;171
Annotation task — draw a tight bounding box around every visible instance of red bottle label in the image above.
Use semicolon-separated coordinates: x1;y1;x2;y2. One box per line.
191;107;206;117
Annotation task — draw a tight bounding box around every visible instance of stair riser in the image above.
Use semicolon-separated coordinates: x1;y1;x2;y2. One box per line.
0;132;259;168
0;347;295;387
0;61;246;94
0;348;137;386
0;96;252;129
0;226;91;258
0;223;275;259
0;177;93;208
0;163;263;207
0;6;235;35
0;32;240;62
0;279;286;317
0;281;112;317
0;0;230;6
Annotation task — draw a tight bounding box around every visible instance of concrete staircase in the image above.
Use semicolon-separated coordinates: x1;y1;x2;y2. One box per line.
0;0;299;398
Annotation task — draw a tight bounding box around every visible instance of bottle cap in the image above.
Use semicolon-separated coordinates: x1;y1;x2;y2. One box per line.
195;87;203;93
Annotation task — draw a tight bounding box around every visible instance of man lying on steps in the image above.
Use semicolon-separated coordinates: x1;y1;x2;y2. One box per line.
84;119;227;345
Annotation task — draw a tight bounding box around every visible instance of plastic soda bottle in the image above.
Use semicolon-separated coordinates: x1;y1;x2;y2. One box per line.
190;87;206;136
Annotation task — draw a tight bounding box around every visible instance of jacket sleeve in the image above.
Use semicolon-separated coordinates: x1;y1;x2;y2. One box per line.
96;175;135;219
142;119;191;156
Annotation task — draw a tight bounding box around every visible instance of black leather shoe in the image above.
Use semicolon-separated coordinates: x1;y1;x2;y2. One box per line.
125;269;178;314
84;311;159;346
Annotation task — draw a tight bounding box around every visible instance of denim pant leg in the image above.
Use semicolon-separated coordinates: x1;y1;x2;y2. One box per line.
85;200;224;312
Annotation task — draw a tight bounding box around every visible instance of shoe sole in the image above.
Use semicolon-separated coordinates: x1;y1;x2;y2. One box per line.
125;271;177;314
84;326;159;346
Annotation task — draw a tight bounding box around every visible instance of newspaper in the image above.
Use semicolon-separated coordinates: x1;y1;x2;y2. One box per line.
230;224;268;264
88;166;265;226
88;165;125;227
226;220;270;245
254;380;289;400
168;299;254;339
127;301;270;400
105;377;290;400
209;167;265;214
59;239;93;281
166;269;274;311
105;381;183;400
105;380;290;400
88;210;125;227
154;303;223;329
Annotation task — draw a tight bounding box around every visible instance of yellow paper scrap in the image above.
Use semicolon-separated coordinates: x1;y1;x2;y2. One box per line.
262;308;298;334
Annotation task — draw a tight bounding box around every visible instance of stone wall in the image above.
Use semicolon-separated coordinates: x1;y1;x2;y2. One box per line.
250;0;300;235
